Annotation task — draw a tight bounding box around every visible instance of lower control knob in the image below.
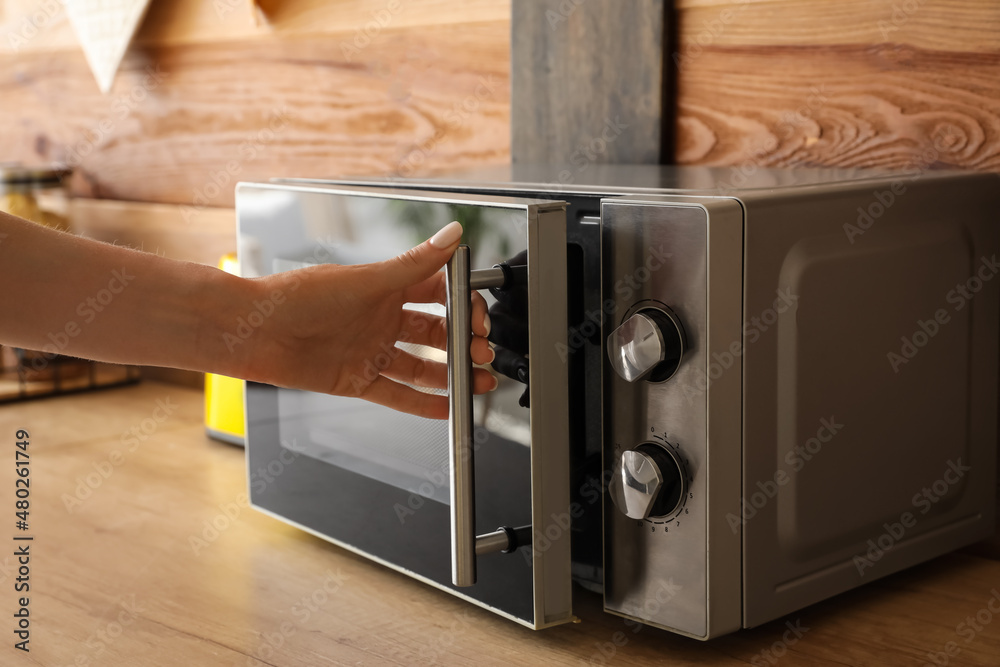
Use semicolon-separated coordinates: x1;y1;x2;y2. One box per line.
610;443;686;520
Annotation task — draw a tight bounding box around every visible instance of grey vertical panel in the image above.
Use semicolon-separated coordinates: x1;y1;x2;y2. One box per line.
511;0;672;165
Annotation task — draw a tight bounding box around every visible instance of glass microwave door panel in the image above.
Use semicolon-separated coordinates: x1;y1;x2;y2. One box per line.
237;183;569;628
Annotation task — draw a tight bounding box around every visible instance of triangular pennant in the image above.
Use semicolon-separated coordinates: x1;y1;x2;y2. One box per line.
65;0;153;94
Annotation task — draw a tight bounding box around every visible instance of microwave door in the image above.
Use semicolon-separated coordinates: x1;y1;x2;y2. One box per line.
236;183;572;629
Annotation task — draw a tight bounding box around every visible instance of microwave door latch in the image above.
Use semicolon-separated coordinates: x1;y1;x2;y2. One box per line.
446;244;525;587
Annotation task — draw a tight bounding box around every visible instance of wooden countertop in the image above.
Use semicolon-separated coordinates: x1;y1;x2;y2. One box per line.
1;382;998;666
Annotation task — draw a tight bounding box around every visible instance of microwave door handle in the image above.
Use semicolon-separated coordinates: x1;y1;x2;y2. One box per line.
445;244;509;587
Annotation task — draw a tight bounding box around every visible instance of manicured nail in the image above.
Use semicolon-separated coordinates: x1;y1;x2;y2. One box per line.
490;374;499;391
429;221;463;249
487;345;496;363
483;312;491;336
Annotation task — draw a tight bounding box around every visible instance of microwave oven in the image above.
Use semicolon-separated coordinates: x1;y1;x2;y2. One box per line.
235;165;998;639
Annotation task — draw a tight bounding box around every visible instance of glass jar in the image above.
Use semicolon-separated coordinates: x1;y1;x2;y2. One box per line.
0;164;84;393
0;164;140;402
0;164;73;231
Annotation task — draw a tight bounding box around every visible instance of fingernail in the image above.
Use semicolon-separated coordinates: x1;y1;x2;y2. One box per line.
483;312;491;336
429;221;463;249
490;374;499;391
488;345;496;363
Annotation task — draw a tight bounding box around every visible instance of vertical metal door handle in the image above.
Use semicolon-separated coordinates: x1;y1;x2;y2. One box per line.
445;245;509;587
446;245;476;587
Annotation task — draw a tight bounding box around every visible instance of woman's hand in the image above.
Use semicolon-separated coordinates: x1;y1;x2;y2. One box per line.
0;210;489;420
231;221;494;419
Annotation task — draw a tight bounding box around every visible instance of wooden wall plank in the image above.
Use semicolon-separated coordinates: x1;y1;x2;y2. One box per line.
0;21;510;206
673;1;1000;171
675;0;1000;53
249;0;510;36
511;0;670;164
12;0;993;58
70;198;236;266
675;46;1000;171
0;0;511;53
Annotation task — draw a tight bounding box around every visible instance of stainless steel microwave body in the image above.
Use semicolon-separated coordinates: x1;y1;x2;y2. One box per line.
236;165;999;639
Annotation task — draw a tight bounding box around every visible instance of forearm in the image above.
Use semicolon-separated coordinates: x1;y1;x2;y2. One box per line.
0;211;255;377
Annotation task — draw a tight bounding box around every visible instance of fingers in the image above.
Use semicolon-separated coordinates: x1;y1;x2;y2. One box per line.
380;349;498;393
471;335;494;366
400;310;447;348
399;311;494;365
402;274;489;336
486;307;529;354
401;271;446;304
472;293;489;337
380;221;464;291
359;376;450;420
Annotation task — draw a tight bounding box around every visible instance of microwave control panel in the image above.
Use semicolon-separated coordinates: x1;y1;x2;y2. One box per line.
601;197;743;639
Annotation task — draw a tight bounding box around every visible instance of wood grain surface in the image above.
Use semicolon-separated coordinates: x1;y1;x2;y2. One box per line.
0;7;510;206
511;0;671;164
675;0;1000;52
70;198;236;266
4;0;999;205
674;1;1000;171
0;382;998;665
0;0;511;52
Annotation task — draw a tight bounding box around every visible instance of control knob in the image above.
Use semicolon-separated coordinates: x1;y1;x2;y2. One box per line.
609;443;686;520
607;308;685;382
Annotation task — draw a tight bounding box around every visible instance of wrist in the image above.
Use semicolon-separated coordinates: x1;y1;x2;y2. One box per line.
196;269;267;380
